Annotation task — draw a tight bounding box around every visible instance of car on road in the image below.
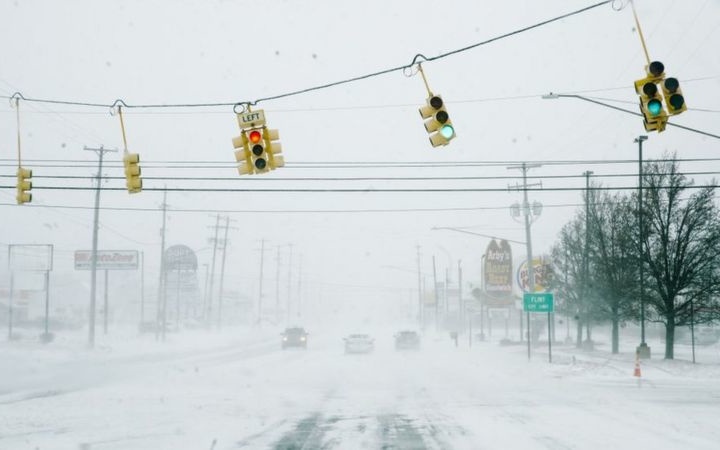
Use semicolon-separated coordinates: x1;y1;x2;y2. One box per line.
281;327;308;349
343;334;375;354
394;330;420;350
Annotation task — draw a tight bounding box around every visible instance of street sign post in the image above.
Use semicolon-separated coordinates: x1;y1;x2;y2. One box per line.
523;292;555;363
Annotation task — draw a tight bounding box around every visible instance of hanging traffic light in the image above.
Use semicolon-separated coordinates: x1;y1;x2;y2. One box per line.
232;108;283;175
16;167;32;204
264;128;284;169
634;61;667;132
419;95;455;147
662;77;686;115
123;152;142;193
247;128;269;173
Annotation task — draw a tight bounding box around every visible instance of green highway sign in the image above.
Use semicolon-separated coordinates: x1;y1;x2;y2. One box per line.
523;292;554;313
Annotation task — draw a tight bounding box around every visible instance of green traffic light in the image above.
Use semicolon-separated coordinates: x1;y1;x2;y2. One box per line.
647;99;662;116
440;124;455;139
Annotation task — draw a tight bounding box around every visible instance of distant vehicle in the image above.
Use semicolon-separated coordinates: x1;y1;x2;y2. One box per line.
394;330;420;350
281;327;308;349
344;334;374;354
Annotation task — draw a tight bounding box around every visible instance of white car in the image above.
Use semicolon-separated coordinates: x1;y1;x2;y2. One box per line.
343;334;375;354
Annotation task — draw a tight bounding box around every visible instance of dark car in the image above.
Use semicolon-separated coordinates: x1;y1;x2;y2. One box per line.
394;330;420;350
282;327;308;349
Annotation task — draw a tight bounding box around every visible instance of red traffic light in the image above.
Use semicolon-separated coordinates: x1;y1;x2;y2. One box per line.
249;130;262;144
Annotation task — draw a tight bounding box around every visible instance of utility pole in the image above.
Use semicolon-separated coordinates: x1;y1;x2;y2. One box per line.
286;244;293;322
583;170;594;347
416;245;423;330
508;162;542;361
84;145;117;348
433;255;439;331
157;189;168;342
140;251;145;324
217;216;237;329
635;135;651;359
258;239;266;324
297;253;303;318
206;214;221;327
275;246;281;323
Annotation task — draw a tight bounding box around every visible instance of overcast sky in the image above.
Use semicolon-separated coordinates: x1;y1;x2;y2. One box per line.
1;0;719;313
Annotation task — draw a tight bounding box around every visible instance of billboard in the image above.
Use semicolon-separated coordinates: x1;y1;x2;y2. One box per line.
8;244;53;272
517;256;553;293
484;239;513;297
74;250;139;270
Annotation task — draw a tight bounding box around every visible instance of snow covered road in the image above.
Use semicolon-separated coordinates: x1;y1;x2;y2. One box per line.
2;329;720;449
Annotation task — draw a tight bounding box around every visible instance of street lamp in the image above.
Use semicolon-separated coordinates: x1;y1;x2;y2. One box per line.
635;135;651;360
541;93;720;140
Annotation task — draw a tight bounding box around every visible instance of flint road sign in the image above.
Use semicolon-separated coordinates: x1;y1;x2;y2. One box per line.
523;292;554;313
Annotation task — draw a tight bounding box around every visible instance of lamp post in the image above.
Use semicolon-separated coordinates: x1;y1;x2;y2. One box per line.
635;135;651;360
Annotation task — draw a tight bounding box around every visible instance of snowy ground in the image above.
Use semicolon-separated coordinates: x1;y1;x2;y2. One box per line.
1;325;720;450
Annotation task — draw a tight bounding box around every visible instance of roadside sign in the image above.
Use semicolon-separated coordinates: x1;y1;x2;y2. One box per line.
523;292;554;313
74;250;139;270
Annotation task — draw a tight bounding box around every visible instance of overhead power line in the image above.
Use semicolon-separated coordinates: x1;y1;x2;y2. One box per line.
1;170;717;182
0;1;612;109
1;184;717;193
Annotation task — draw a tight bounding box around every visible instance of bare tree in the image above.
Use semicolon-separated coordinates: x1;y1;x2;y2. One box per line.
587;189;639;354
551;216;587;348
642;156;720;359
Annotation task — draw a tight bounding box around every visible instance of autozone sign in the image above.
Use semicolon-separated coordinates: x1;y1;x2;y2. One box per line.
74;250;139;270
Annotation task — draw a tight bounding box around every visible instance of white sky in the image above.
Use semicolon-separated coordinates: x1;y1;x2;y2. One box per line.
1;0;719;313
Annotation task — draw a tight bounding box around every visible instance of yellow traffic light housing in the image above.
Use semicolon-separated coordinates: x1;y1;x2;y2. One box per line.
634;61;667;133
123;152;142;193
232;133;253;175
264;128;284;169
247;128;269;173
419;95;455;147
232;108;283;175
662;77;686;115
16;167;32;204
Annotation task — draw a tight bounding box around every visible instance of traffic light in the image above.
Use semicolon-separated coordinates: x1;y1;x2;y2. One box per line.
247;128;269;173
662;77;686;115
232;133;253;175
16;167;32;204
264;128;285;169
634;61;667;132
419;95;455;147
123;152;142;193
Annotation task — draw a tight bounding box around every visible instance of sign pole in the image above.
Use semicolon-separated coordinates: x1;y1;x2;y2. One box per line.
104;269;109;335
7;272;13;340
44;270;50;336
527;311;531;360
547;311;552;363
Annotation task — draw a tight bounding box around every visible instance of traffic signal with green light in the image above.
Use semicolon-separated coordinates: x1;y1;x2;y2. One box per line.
419;95;455;147
264;128;284;169
16;167;32;204
123;152;142;193
634;61;667;132
662;77;686;115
